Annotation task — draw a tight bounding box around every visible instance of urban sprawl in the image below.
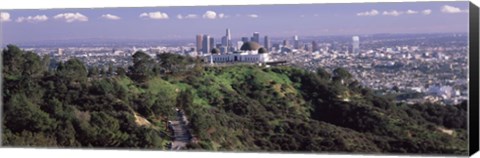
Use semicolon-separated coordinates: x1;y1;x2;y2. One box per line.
18;29;469;105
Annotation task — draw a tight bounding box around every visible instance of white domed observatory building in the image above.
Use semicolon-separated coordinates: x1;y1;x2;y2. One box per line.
205;41;271;64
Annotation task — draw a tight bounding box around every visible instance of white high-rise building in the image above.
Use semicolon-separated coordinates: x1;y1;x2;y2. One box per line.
226;28;232;48
57;48;64;56
293;35;299;49
352;36;360;54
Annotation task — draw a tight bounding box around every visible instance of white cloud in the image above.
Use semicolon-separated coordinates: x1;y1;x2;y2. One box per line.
441;5;468;14
218;13;226;19
201;11;227;19
139;11;169;19
406;10;418;14
177;14;199;20
383;10;403;16
0;12;11;22
247;14;259;18
176;14;183;19
185;14;198;19
16;15;48;23
203;10;217;19
101;14;120;20
54;12;88;23
422;9;432;15
356;9;379;16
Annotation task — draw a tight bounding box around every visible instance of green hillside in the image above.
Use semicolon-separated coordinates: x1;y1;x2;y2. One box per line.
2;45;468;155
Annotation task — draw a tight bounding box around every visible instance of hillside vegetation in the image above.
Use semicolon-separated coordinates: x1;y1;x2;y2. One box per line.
2;45;468;154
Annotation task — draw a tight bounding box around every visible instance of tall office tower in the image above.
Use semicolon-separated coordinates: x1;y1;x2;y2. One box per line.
331;42;338;51
226;28;232;49
293;35;299;49
202;35;210;55
283;40;289;47
253;32;260;43
352;36;360;54
57;48;64;56
242;37;249;43
264;36;271;51
209;37;215;50
304;44;311;52
196;34;203;54
312;41;319;52
221;36;227;47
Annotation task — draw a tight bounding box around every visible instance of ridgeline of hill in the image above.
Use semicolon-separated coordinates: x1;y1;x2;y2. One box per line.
2;45;468;154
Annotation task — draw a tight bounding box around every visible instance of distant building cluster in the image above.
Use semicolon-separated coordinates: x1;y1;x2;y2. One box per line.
22;32;468;105
275;33;468;105
196;29;273;64
196;29;233;56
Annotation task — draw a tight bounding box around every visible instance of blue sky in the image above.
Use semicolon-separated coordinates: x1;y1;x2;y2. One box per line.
0;1;470;43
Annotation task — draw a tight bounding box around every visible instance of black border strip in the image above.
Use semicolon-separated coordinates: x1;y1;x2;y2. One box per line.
469;1;479;156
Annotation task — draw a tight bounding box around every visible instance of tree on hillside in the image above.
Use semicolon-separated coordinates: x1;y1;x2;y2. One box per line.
333;67;352;84
156;53;190;74
128;51;154;82
41;55;51;72
107;63;114;77
3;93;56;133
316;67;331;80
192;57;204;76
177;89;193;109
116;66;126;77
3;45;25;79
15;51;45;77
88;66;99;78
57;58;88;83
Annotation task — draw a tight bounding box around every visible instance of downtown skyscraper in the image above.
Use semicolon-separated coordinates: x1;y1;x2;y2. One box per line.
252;32;260;43
283;39;289;47
264;36;270;51
293;35;300;49
209;37;215;53
220;28;233;53
352;36;360;54
202;35;210;55
242;37;249;43
226;28;232;49
312;41;319;52
196;34;203;54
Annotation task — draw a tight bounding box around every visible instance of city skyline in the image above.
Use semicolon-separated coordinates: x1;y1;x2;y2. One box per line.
0;1;469;44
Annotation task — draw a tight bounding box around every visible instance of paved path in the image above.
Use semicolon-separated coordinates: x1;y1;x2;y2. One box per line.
170;110;191;150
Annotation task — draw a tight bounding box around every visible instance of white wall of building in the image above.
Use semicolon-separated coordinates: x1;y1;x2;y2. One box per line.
205;52;269;63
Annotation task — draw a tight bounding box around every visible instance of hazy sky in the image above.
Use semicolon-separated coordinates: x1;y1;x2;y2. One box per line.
0;1;470;43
